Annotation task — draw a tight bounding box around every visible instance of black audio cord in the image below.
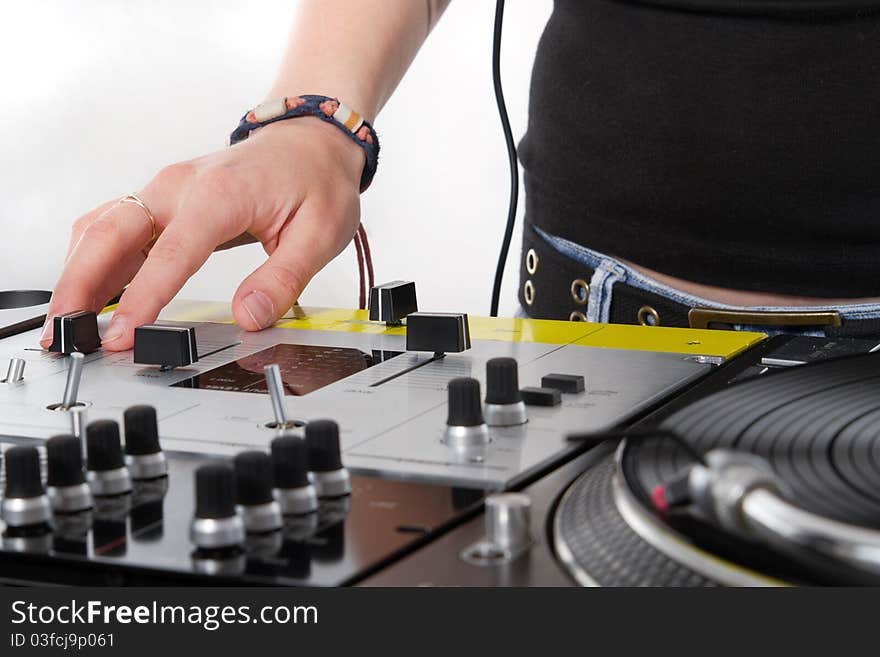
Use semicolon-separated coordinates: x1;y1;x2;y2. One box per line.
489;0;519;317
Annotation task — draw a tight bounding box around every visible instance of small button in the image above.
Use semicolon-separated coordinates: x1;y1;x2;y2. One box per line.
519;387;562;407
541;373;585;394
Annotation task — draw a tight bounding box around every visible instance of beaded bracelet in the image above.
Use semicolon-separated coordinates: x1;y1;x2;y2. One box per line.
229;95;380;192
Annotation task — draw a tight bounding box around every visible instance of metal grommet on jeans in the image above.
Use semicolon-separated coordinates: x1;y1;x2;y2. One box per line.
524;280;535;306
526;248;539;275
637;305;660;326
570;279;589;306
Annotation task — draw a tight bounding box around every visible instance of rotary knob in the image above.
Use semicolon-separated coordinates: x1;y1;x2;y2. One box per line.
1;446;51;527
271;434;318;516
234;451;282;533
484;358;527;426
123;405;167;480
86;420;133;496
191;462;244;550
46;434;93;513
444;377;489;450
305;420;351;498
485;493;532;557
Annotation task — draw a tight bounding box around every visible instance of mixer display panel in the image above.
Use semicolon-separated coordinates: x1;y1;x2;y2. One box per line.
173;344;403;396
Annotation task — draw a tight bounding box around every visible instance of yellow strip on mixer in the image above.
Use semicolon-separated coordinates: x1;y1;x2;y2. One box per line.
151;301;764;359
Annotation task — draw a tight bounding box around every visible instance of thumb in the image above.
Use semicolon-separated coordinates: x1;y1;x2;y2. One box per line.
232;200;357;330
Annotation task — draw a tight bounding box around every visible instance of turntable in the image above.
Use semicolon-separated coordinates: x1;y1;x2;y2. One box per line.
366;340;880;587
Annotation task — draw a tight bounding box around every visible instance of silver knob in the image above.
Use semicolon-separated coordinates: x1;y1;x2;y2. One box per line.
485;493;532;555
3;358;25;383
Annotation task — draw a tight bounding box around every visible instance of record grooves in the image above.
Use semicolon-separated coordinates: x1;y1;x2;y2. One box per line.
555;352;880;586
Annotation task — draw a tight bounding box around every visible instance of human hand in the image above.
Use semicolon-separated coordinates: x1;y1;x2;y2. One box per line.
40;117;365;351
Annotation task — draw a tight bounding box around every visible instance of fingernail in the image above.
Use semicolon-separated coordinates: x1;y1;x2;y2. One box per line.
242;291;275;329
102;314;128;344
39;318;54;347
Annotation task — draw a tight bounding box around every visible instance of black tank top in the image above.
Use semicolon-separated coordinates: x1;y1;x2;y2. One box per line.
519;0;880;297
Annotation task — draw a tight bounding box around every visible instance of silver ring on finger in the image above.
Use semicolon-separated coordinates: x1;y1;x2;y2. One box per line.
119;194;158;257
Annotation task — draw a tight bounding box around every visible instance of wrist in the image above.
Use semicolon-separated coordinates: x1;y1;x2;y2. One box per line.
230;94;380;191
256;117;365;185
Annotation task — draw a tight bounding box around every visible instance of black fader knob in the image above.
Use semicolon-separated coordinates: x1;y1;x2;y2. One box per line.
305;420;351;498
47;310;101;355
191;462;244;549
46;435;93;513
234;451;282;533
86;420;132;496
123;405;167;480
444;377;490;450
133;324;198;370
405;312;471;354
484;358;527;427
271;434;318;516
369;280;418;326
1;446;51;527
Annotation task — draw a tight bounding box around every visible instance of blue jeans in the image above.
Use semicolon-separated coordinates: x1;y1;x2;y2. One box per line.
524;226;880;337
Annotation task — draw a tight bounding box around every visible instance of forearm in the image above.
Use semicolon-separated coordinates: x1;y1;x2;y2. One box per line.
267;0;450;121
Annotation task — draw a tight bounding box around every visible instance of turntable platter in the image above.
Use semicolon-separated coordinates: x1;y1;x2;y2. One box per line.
554;352;880;587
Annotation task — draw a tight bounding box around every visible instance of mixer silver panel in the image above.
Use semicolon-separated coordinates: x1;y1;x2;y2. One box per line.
0;311;715;488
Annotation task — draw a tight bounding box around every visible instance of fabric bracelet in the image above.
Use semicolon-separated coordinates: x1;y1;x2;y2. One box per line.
229;94;380;192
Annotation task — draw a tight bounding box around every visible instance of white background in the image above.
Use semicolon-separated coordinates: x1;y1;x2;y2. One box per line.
0;0;552;317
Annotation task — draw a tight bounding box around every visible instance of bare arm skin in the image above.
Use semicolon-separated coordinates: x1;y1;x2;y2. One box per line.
41;0;450;351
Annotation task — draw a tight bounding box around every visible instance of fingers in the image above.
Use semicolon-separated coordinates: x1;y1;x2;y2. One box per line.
40;200;157;348
42;162;197;349
64;200;118;262
101;186;243;351
232;196;359;331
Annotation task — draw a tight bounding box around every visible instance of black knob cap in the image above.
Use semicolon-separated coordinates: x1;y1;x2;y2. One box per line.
46;435;86;487
234;451;275;506
271;435;310;489
86;420;125;472
447;377;485;427
133;325;198;369
369;280;418;325
194;462;238;519
124;405;162;456
3;446;45;498
305;420;343;472
47;310;101;355
485;358;522;405
405;312;471;353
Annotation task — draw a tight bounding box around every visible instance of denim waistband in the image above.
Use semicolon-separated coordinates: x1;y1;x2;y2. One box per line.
534;226;880;336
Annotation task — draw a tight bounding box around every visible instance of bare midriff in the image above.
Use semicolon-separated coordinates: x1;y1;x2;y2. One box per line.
620;258;880;308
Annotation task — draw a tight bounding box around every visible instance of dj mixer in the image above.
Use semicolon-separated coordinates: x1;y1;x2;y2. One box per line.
2;284;879;586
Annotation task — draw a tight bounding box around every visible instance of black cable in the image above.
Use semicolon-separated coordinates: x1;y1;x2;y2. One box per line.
489;0;519;317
